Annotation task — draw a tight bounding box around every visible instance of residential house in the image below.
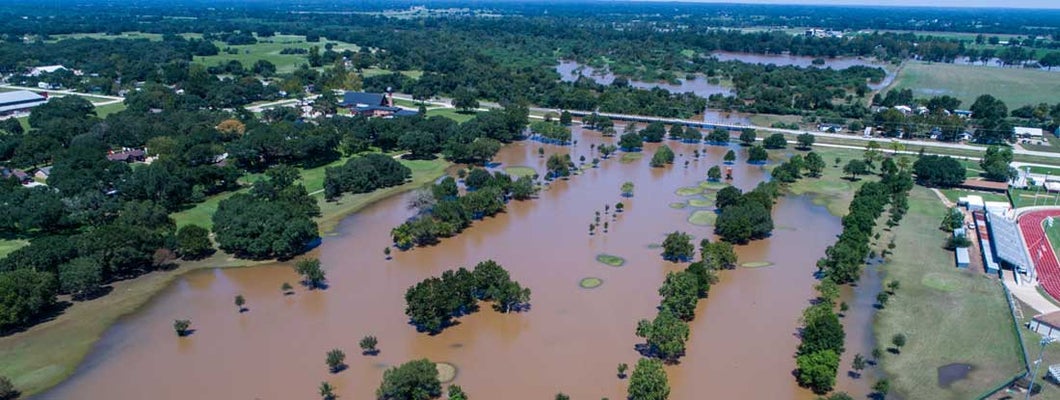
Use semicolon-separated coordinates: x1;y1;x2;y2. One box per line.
107;148;147;163
34;166;52;180
340;91;418;118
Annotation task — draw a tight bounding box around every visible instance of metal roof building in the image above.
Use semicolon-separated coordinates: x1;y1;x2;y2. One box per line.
0;90;47;115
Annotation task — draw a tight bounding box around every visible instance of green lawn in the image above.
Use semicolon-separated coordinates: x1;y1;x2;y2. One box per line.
48;31;167;42
1010;188;1060;209
874;186;1024;399
889;61;1060;109
94;102;127;118
1027;165;1060;175
786;146;871;216
426;108;477;123
939;188;1010;205
0;239;29;259
195;34;359;74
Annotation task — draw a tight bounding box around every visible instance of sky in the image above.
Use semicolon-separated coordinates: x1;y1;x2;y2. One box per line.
645;0;1060;9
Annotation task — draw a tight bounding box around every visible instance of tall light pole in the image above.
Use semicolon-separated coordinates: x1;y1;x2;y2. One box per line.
1027;336;1056;400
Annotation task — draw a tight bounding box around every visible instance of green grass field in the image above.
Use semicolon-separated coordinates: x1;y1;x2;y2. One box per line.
426;108;477;123
194;34;359;74
889;61;1060;110
874;186;1024;399
939;188;1010;205
93;102;127;118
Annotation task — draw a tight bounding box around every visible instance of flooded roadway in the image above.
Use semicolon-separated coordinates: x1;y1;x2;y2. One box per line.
41;127;877;399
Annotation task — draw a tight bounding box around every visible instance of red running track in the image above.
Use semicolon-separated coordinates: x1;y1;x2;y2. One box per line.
1019;210;1060;300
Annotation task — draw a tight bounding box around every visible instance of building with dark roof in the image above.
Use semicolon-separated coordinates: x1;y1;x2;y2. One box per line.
0;90;47;116
107;148;146;163
340;91;417;118
1031;311;1060;341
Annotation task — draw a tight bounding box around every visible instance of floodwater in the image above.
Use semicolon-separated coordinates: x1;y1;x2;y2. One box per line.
556;60;733;98
41;127;877;400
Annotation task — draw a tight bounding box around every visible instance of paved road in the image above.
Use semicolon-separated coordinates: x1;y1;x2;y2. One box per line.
0;84;124;106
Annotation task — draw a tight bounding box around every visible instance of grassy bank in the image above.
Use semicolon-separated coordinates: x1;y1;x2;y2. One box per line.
874;186;1023;399
194;34;358;74
0;158;449;397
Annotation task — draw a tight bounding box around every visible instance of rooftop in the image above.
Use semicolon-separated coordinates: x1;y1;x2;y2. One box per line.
0;90;45;105
959;179;1009;192
1035;310;1060;330
341;92;385;107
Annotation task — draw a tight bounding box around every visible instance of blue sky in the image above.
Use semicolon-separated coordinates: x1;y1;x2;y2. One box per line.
646;0;1060;9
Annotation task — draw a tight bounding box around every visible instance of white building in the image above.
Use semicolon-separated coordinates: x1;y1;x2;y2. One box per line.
27;65;66;77
1016;127;1045;139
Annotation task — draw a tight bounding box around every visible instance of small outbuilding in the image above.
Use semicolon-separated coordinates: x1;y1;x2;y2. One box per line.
959;195;985;211
955;247;970;268
1031;311;1060;341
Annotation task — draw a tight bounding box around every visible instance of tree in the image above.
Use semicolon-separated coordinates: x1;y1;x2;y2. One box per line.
453;87;479;113
621;181;635;197
661;231;694;262
805;152;825;177
797;133;815;150
360;335;379;355
448;385;468;400
546;153;572;178
852;353;866;377
176;224;213;260
650;146;675;167
295;258;327;289
747;145;767;164
876;292;890;307
724;149;736;163
640;122;665;142
326;348;346;373
887;280;901;294
58;257;102;300
618;362;629;379
970;94;1008;121
0;269;58;332
627;358;670;400
940;207;964;231
707;165;722;181
912;155;965;187
0;376;17;400
891;333;907;353
715;202;773;243
599;144;618;159
619;132;643;151
715;186;743;209
555;394;569;400
319;382;336;400
763;133;787;149
980;146;1014;182
559;110;572;125
873;379;891;396
174;319;191;336
234;294;246;312
376;359;442;400
739;129;757;146
636;309;690;361
282;282;294;294
707;128;730;144
795;350;840;394
843;159;869;180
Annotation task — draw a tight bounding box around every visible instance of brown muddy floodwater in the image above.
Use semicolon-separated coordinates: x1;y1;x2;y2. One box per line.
41;126;878;399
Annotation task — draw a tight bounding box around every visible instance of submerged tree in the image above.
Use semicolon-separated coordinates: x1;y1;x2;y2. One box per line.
295;258;327;289
376;359;442;400
234;294;246;313
621;181;635;197
326;348;346;373
627;358;670;400
360;335;379;355
173;319;191;337
319;382;336;400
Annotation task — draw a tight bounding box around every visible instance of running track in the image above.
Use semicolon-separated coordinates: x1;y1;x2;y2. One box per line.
1018;210;1060;300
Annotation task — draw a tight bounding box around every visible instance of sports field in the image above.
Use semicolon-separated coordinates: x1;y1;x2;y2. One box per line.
889;62;1060;110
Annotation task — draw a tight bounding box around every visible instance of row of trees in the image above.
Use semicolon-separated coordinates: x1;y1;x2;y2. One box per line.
636;239;735;362
404;260;530;334
797;155;913;395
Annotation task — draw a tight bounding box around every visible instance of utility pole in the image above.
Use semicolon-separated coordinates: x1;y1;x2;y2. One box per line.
1027;337;1055;400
